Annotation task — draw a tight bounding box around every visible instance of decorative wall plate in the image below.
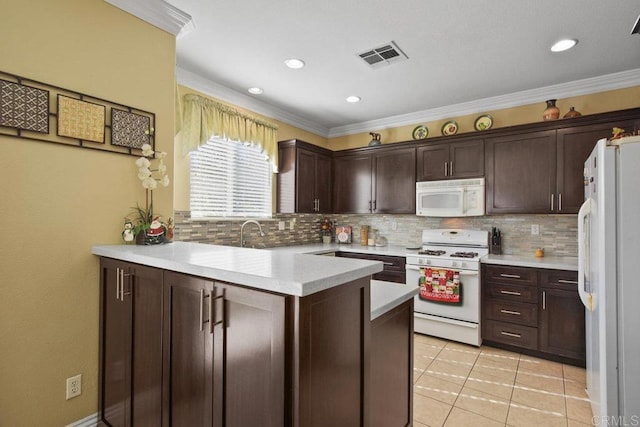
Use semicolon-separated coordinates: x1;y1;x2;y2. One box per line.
441;120;458;136
474;114;493;131
412;125;428;139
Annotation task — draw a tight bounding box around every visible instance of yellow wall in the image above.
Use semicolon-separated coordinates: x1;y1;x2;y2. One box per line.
0;1;175;425
329;86;640;150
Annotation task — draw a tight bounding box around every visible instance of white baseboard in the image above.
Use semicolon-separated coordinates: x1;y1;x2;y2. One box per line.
66;413;98;427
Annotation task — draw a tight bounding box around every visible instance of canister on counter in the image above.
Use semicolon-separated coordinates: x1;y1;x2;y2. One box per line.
360;225;369;246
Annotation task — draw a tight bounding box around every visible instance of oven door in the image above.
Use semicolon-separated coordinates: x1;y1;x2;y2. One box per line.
406;264;480;323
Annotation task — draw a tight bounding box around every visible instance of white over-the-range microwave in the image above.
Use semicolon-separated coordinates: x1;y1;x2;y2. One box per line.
416;178;485;217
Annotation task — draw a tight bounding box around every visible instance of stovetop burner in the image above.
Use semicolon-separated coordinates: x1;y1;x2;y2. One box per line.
450;251;479;258
417;249;446;256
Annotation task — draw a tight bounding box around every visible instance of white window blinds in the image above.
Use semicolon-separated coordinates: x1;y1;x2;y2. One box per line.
190;137;272;218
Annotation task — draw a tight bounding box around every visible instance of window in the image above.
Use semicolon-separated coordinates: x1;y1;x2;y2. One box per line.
190;137;272;218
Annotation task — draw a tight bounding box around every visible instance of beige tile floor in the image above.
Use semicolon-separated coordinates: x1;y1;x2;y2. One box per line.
413;333;594;427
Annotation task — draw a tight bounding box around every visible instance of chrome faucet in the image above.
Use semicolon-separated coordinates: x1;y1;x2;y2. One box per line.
240;220;266;247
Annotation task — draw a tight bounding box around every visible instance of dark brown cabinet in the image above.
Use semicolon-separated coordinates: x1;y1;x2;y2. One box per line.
417;139;484;181
485;130;557;214
277;139;332;213
539;270;585;362
333;147;416;214
99;259;163;427
370;300;413;427
162;271;286;427
482;264;585;365
336;251;406;284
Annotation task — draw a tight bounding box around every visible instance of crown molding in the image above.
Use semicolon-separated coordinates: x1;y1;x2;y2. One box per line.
328;68;640;137
104;0;195;38
176;67;331;137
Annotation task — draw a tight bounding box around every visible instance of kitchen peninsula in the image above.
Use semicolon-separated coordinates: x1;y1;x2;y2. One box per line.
92;241;416;426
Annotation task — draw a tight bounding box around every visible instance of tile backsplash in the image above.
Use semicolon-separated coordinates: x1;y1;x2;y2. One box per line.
174;211;577;257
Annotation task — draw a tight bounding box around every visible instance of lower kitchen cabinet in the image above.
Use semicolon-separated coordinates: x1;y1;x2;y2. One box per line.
482;264;585;366
336;252;406;284
99;258;163;427
370;299;413;427
162;271;286;427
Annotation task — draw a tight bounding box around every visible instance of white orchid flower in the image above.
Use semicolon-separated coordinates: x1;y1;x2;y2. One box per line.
136;157;151;168
141;144;154;157
160;175;170;187
138;167;152;180
142;177;158;190
158;164;167;174
155;151;167;159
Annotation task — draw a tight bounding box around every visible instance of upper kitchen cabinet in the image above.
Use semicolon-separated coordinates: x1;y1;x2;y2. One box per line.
485;130;557;214
277;139;332;213
556;119;638;213
417;139;484;181
333;146;416;214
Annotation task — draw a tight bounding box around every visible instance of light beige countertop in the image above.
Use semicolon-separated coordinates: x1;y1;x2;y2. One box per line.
267;243;416;257
482;254;578;271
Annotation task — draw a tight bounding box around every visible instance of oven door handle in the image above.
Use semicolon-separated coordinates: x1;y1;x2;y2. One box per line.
405;265;478;275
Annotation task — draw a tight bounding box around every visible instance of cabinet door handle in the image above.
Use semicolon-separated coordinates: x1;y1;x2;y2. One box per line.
316;199;320;212
559;193;562;211
211;288;225;333
116;268;121;301
373;200;377;211
500;331;522;338
500;309;521;316
444;162;448;177
450;161;453;176
551;193;555;211
558;279;578;285
542;290;546;310
199;289;205;332
500;273;521;279
369;200;372;212
500;290;522;296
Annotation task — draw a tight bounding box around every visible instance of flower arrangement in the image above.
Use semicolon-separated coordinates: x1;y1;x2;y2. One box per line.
124;143;170;244
320;217;333;236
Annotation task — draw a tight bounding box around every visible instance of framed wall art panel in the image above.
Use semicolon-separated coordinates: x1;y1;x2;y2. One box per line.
0;79;49;133
57;95;106;143
111;108;151;149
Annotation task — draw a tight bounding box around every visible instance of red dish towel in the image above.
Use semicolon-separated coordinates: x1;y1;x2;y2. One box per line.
419;268;462;304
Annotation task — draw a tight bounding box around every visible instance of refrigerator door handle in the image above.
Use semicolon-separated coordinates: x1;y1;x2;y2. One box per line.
578;197;593;312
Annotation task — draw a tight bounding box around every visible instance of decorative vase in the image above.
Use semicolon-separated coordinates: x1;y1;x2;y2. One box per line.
322;235;332;244
542;99;560;121
563;106;582;118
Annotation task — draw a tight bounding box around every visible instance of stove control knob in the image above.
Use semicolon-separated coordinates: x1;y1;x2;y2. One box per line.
461;262;467;269
451;261;458;268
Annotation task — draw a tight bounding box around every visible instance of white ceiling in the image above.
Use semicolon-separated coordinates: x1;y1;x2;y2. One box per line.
167;0;640;137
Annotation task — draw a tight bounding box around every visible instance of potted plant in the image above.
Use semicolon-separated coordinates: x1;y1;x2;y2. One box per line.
320;217;333;244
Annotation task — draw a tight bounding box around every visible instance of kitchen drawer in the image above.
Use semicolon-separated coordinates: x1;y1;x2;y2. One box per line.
485;298;537;326
483;320;538;350
337;252;405;273
484;282;538;303
540;269;578;291
483;265;537;285
373;270;406;284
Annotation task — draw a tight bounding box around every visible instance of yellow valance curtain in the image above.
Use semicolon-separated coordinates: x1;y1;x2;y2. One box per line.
181;93;279;172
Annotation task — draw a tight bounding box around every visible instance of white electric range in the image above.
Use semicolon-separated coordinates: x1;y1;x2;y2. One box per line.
405;229;489;346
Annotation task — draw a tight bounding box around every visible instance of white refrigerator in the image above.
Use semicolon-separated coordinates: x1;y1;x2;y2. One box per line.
578;136;640;421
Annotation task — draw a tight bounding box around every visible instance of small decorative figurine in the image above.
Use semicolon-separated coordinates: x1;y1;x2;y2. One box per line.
166;217;174;241
368;132;382;146
122;218;135;242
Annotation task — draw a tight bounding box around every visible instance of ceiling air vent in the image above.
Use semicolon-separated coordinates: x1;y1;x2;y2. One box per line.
357;41;408;69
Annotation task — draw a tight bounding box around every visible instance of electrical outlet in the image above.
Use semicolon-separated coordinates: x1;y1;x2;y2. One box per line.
391;221;398;231
66;374;82;400
290;218;296;231
278;221;285;231
531;224;540;235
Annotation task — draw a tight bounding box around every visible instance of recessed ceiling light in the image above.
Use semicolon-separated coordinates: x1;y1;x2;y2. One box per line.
346;96;361;103
551;39;578;52
284;58;305;69
248;87;263;94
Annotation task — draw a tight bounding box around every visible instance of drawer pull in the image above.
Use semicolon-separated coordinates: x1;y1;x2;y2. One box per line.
500;331;522;338
500;273;521;279
500;290;522;296
558;279;578;285
383;262;396;266
500;309;521;316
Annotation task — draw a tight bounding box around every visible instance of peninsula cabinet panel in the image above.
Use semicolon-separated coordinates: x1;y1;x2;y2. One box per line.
485;130;556;214
162;272;286;427
417;139;484;181
99;259;163;427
